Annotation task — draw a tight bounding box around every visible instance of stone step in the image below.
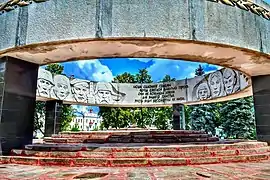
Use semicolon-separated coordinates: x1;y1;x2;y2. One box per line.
1;153;269;167
10;146;270;158
25;141;268;152
51;133;211;139
43;136;218;144
59;130;207;136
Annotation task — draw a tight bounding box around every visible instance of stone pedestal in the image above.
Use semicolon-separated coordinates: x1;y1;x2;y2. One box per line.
252;76;270;144
0;57;38;155
172;104;185;130
44;100;63;137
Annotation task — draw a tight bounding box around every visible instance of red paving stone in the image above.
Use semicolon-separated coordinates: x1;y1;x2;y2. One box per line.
0;161;270;179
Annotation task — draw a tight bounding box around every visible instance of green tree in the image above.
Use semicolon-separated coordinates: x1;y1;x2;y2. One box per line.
220;97;255;139
195;65;205;76
45;63;64;75
33;101;46;135
190;104;218;135
184;105;192;130
60;105;76;131
160;75;176;82
99;107;132;129
112;72;136;83
70;124;80;132
135;68;153;83
152;107;173;130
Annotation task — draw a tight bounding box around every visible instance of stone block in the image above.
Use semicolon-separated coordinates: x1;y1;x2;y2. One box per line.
10;157;38;165
113;152;145;158
80;151;111;158
188;157;220;165
50;151;78;158
74;158;108;166
110;158;148;167
149;152;185;158
39;158;71;166
0;156;10;164
184;151;211;158
150;158;187;166
24;150;50;157
247;154;269;161
213;150;236;156
220;156;247;163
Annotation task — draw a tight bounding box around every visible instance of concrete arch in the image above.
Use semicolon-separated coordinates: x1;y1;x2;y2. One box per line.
0;0;269;154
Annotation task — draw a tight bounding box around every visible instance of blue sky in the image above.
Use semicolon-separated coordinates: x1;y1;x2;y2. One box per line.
61;58;220;83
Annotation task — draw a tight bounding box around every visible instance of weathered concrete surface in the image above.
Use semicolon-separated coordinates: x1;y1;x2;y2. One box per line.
0;0;269;70
0;161;270;179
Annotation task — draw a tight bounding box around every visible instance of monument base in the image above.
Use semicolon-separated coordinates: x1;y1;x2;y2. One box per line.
0;130;269;167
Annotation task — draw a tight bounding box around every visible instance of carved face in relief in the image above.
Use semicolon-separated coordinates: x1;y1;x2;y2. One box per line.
95;83;123;104
196;82;210;100
96;83;113;104
37;69;53;98
53;75;70;100
71;79;90;103
208;71;223;98
223;68;237;94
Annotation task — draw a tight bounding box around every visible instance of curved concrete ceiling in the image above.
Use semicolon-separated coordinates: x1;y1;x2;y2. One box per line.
0;38;269;77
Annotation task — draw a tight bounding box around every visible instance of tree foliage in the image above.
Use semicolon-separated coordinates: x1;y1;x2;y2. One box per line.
220;97;255;139
135;68;153;83
112;72;136;83
190;104;218;135
45;63;64;75
60;105;76;131
33;101;46;134
195;65;205;76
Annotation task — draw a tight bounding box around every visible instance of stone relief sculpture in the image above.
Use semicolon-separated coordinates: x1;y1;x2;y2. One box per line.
36;67;249;105
196;81;210;100
70;79;90;103
37;68;54;98
95;82;126;104
52;75;71;100
223;68;240;95
208;71;225;98
192;68;247;101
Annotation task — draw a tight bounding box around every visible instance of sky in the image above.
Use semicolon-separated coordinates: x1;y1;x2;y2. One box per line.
53;58;221;114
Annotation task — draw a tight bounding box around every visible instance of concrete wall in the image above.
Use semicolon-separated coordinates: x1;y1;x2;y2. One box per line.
0;0;269;54
37;67;250;106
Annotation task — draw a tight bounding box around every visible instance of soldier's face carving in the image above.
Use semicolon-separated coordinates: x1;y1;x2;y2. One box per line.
197;83;209;100
72;82;89;102
209;74;222;97
223;69;236;94
54;76;70;100
37;78;53;97
97;90;112;103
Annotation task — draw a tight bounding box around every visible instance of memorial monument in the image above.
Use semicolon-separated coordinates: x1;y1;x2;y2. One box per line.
0;0;269;166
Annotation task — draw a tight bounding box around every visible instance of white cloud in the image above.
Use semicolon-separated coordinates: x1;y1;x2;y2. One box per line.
72;105;90;114
146;59;220;82
128;58;153;63
76;60;114;82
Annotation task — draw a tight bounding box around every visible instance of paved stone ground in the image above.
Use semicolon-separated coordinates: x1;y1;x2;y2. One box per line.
0;161;270;180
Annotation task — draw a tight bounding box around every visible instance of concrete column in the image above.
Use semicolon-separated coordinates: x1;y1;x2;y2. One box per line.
44;100;63;137
0;57;38;155
172;104;185;130
252;76;270;144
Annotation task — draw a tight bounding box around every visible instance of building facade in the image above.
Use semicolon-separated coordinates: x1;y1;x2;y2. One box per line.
70;110;103;131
